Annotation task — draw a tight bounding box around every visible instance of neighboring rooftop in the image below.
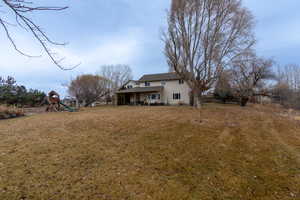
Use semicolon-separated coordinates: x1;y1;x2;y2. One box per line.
138;72;180;82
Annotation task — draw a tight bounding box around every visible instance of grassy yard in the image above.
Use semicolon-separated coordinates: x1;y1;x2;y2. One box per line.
0;105;299;200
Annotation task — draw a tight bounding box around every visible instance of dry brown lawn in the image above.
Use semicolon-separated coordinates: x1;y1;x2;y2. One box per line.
0;104;299;200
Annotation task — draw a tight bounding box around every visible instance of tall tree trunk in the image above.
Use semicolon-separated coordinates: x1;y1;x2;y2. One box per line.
240;97;249;107
193;89;202;108
75;99;79;109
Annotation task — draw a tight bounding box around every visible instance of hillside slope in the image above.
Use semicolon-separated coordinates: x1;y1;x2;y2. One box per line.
0;105;299;200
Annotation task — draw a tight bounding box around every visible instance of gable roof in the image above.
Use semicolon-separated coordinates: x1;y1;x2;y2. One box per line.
117;80;137;90
138;72;180;82
122;80;137;87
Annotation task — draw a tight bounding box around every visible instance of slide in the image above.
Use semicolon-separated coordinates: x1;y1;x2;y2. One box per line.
59;102;77;112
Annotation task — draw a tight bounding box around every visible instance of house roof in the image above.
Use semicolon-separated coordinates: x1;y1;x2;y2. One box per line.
138;72;180;82
120;80;137;88
116;86;163;94
123;80;137;85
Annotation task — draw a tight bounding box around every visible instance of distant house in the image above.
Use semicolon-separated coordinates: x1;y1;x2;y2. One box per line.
116;72;191;105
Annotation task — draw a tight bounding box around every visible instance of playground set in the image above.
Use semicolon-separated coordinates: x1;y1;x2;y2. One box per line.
46;91;77;112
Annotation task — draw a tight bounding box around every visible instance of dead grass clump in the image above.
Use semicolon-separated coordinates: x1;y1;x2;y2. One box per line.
0;105;24;119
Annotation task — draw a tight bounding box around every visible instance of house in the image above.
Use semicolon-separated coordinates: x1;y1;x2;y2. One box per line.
116;72;191;105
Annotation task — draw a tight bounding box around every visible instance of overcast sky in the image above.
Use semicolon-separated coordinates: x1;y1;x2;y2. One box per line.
1;0;300;96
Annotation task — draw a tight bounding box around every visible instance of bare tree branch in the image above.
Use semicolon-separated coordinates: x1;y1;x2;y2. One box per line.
0;0;79;70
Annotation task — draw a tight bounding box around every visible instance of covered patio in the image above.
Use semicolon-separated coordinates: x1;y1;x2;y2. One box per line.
116;86;163;105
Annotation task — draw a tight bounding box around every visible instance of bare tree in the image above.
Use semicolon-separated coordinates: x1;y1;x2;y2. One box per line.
0;0;78;69
68;75;110;107
214;70;234;103
163;0;255;107
230;52;274;106
272;82;291;106
277;64;300;91
274;64;300;109
99;65;133;92
98;65;133;104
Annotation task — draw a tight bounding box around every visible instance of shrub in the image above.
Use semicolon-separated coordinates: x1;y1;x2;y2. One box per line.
0;76;46;107
0;105;24;120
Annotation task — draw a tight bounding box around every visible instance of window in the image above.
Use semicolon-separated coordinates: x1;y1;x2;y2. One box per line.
173;93;181;100
179;80;184;84
161;81;166;86
127;85;133;89
151;94;160;100
145;82;150;87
